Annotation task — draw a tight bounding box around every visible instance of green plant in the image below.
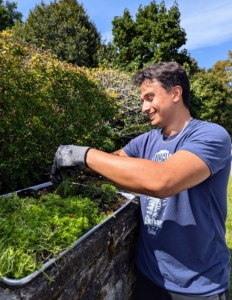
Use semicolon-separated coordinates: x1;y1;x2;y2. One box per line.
85;67;153;138
0;182;121;279
190;72;232;135
0;0;22;31
111;0;193;72
0;31;117;194
14;0;101;67
74;183;118;210
209;50;232;91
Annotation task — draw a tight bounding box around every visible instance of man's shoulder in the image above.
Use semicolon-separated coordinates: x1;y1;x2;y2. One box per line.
189;119;230;139
181;119;231;156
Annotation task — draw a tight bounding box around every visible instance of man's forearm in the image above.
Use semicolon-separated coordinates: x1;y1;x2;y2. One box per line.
85;148;210;198
84;148;127;174
85;148;157;196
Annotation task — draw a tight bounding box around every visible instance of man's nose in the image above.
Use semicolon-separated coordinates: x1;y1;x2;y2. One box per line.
142;100;150;114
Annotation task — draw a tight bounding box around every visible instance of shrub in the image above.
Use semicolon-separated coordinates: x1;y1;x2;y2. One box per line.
190;72;232;135
85;67;153;138
0;31;116;194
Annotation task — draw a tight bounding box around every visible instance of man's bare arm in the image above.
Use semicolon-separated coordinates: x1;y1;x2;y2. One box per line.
85;148;210;198
84;148;128;173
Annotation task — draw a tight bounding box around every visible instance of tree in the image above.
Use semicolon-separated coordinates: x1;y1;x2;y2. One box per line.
111;0;193;71
190;72;232;135
18;0;101;67
209;50;232;90
0;0;22;31
95;41;119;68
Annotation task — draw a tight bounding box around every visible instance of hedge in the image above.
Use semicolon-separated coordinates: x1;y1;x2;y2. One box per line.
0;31;117;194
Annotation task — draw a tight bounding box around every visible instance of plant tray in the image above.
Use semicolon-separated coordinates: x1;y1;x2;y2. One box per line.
0;181;136;287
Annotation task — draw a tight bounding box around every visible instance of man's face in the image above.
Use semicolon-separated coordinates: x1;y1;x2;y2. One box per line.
140;79;176;128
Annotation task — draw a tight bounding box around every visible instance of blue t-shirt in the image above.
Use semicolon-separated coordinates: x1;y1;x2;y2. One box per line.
123;118;231;296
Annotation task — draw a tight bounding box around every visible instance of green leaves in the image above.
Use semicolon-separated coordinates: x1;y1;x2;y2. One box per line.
0;188;106;279
210;50;232;91
86;67;153;138
190;72;232;134
0;32;117;194
0;0;22;31
111;0;192;72
15;0;101;68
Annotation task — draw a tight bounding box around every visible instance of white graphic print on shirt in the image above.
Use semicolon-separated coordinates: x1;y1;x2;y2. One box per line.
144;150;171;236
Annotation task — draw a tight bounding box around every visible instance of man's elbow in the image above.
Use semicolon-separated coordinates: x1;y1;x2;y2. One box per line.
144;180;173;199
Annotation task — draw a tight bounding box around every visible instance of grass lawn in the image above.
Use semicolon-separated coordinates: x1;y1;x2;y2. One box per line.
226;176;232;294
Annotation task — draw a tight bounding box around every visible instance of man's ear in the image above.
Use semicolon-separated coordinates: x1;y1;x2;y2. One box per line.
172;86;182;103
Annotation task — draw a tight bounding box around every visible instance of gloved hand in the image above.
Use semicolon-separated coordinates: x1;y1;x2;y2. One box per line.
50;145;91;184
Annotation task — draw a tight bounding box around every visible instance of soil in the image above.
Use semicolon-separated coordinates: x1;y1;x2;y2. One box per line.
103;193;129;215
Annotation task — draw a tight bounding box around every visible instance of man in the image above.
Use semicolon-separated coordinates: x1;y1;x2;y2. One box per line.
50;62;231;299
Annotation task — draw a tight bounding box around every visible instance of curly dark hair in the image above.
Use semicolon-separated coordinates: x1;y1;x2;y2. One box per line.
133;62;190;108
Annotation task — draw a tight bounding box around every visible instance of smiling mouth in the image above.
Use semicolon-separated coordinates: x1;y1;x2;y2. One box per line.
148;112;156;120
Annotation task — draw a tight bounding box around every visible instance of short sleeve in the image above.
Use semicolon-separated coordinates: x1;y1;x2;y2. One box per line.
179;122;231;175
123;130;162;159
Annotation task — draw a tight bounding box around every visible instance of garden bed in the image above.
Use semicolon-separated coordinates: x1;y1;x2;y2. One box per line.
0;177;138;290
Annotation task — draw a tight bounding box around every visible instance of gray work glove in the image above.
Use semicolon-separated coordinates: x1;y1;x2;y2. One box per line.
50;145;91;184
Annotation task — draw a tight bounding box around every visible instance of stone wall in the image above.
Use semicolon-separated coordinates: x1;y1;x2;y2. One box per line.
0;197;140;300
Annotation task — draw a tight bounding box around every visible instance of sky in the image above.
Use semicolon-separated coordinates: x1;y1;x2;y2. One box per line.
15;0;232;70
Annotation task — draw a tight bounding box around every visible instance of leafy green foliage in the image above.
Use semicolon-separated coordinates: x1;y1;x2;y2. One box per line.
78;183;118;208
0;0;22;31
14;0;101;67
0;31;117;194
209;50;232;91
111;0;194;72
86;67;153;139
190;72;232;135
0;182;119;279
95;41;119;69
